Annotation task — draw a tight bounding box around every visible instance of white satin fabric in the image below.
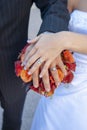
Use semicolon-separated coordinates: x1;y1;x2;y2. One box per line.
30;10;87;130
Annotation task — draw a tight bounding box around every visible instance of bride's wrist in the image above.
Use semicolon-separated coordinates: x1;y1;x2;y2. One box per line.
58;31;73;51
55;31;71;51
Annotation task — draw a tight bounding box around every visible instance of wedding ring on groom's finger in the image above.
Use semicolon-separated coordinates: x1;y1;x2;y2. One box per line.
36;58;43;65
50;67;57;71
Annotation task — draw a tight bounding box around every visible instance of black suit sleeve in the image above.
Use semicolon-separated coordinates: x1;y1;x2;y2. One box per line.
34;0;70;34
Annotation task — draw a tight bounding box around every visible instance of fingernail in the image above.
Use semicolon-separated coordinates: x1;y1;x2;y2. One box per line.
21;62;26;67
21;63;24;67
46;88;50;92
28;71;31;75
56;82;60;87
23;61;26;65
24;66;27;70
64;72;67;76
34;85;38;88
39;75;42;78
27;39;32;43
58;82;60;86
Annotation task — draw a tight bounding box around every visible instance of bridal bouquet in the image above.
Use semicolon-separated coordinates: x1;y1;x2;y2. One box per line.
15;43;76;97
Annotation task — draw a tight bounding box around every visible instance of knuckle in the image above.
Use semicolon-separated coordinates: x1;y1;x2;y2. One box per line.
25;56;29;62
30;58;35;65
41;70;46;76
34;45;38;50
40;33;44;37
45;64;49;69
26;63;29;68
33;71;38;77
33;79;38;88
27;61;31;66
53;75;58;81
33;83;38;88
44;83;50;88
37;49;42;55
31;66;36;72
43;75;48;80
26;46;30;51
55;77;59;81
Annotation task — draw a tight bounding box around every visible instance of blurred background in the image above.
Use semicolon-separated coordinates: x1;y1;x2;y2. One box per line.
0;4;42;130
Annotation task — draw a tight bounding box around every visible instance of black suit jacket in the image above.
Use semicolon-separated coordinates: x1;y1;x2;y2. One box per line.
35;0;70;33
0;0;69;100
0;0;69;48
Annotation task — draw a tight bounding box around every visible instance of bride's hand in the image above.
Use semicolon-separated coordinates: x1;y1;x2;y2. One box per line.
32;55;67;92
49;55;67;84
22;32;66;77
38;55;67;92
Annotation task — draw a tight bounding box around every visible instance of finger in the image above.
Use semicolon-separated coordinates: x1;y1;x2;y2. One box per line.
25;44;34;56
23;47;37;67
42;71;51;92
50;65;60;86
39;60;51;78
22;44;34;62
27;35;41;44
57;58;67;76
24;52;43;70
23;35;42;65
28;57;45;75
32;69;39;88
24;47;46;70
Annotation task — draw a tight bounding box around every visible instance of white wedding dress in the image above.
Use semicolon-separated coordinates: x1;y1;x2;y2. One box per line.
30;10;87;130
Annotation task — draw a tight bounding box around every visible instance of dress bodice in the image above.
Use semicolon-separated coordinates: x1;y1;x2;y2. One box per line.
31;11;87;130
68;10;87;65
69;10;87;34
56;10;87;92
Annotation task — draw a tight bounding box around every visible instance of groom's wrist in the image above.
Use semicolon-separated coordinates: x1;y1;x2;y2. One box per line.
43;31;54;34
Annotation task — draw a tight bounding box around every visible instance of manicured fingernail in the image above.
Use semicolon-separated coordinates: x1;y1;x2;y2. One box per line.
34;85;38;88
46;88;50;92
39;75;42;78
58;82;60;86
21;63;23;67
24;66;27;70
56;82;60;87
21;62;26;67
64;72;67;76
28;71;31;75
21;63;24;67
27;39;32;43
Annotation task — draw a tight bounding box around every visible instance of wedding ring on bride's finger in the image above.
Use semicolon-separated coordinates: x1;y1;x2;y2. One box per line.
50;67;57;71
36;58;43;65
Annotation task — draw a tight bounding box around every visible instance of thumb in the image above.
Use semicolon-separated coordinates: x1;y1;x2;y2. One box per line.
27;35;41;44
